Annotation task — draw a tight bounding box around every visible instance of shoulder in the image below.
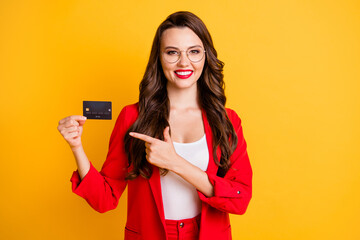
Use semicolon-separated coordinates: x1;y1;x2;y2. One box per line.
120;102;139;117
114;102;139;130
225;107;242;126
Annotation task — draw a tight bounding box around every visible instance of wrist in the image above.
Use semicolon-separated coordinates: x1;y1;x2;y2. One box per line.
71;145;83;153
169;155;187;174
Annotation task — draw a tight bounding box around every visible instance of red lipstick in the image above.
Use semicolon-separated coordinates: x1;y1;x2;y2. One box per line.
174;69;193;79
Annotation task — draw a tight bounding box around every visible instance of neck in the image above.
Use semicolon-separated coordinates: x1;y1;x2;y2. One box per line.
167;84;200;110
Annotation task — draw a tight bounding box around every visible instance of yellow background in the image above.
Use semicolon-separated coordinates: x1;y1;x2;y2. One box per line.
1;0;359;239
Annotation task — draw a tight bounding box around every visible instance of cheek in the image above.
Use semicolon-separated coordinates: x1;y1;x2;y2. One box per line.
162;65;174;80
195;62;205;74
160;61;172;76
163;67;173;76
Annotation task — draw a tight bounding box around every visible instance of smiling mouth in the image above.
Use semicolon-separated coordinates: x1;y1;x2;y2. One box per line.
174;70;193;79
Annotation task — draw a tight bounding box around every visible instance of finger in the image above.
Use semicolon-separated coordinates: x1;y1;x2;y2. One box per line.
78;119;86;126
59;115;87;125
145;142;150;149
129;132;156;143
64;131;79;140
58;122;76;133
163;126;171;143
64;117;87;128
60;126;78;136
65;119;79;128
66;126;80;134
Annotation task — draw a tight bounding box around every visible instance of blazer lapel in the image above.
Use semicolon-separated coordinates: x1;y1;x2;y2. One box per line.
148;166;166;229
199;108;220;238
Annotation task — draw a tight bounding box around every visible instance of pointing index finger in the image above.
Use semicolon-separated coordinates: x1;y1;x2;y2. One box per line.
129;132;156;143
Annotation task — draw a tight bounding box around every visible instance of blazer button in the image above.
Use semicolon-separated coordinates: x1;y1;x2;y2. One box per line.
237;191;241;194
180;222;184;228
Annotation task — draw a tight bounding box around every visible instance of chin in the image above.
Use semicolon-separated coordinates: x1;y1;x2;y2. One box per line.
166;73;199;89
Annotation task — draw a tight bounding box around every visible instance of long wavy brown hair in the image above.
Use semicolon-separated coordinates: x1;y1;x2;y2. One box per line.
124;11;238;180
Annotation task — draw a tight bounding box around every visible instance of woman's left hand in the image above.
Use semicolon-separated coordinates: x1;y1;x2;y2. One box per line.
129;126;181;170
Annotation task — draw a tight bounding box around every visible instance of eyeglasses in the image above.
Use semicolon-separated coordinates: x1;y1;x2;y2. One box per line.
162;47;206;63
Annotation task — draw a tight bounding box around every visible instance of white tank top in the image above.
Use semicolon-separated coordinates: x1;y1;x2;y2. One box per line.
160;134;209;220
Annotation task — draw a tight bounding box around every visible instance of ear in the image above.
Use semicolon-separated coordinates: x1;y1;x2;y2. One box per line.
163;126;172;143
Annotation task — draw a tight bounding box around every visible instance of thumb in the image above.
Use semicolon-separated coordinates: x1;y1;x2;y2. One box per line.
78;119;86;126
163;126;172;143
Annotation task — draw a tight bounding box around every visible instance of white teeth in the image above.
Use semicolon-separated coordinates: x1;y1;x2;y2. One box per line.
175;71;192;76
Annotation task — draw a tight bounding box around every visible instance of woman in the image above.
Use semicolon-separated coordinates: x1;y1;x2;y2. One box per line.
57;11;252;240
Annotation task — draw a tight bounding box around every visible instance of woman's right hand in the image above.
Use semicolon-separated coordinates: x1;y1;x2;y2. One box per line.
57;115;87;150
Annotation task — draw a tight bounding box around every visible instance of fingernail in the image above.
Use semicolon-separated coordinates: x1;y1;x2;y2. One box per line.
83;116;87;120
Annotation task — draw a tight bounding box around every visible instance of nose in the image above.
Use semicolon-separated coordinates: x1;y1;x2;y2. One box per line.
177;51;190;66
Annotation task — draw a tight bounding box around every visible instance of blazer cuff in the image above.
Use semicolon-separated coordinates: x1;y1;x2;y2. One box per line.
197;171;244;207
209;172;242;196
70;161;100;197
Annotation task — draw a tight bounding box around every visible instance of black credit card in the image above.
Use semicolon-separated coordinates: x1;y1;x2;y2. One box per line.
83;101;112;120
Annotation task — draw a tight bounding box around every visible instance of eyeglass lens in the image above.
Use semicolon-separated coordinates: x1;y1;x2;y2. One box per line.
164;47;205;63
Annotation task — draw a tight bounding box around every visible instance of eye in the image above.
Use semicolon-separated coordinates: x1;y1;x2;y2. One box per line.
189;49;200;54
166;50;179;55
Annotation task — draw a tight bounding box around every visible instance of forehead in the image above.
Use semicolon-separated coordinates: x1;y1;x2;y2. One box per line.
160;27;203;49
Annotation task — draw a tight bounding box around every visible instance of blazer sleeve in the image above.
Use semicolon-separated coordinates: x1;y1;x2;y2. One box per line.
197;109;253;215
70;106;130;213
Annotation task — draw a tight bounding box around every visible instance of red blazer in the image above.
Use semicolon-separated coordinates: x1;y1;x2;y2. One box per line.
70;103;252;240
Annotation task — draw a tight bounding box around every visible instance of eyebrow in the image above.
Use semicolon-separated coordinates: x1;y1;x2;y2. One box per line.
164;45;203;50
